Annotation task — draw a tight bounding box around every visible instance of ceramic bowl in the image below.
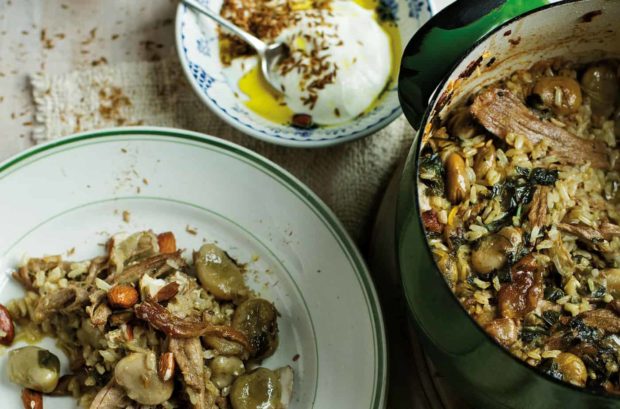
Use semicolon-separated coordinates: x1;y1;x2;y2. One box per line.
175;0;432;147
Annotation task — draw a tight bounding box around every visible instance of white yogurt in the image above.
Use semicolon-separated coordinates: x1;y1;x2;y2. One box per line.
272;1;391;125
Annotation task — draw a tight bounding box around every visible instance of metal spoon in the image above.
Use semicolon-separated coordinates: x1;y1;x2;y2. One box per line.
183;0;287;93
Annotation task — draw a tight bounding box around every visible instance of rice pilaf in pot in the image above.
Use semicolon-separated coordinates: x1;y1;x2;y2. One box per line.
419;58;620;393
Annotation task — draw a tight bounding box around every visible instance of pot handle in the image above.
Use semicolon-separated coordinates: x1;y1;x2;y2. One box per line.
398;0;547;129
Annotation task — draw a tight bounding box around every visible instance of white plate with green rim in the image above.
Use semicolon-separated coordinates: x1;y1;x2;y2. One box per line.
0;127;387;409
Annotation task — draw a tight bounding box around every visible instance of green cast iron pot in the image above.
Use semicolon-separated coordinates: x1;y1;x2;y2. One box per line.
396;0;620;408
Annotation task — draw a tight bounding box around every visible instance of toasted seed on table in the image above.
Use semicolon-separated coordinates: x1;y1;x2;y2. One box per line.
107;285;139;309
21;388;42;409
0;303;15;345
158;352;175;382
157;232;177;254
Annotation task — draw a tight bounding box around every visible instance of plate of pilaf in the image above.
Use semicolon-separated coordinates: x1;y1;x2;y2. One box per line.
0;127;386;408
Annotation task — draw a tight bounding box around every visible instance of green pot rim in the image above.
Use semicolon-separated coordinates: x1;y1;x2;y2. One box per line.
397;0;620;402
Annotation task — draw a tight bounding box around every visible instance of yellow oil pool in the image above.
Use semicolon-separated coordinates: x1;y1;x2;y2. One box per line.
238;66;294;125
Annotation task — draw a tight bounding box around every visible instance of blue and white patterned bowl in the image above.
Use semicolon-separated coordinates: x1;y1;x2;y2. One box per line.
175;0;432;147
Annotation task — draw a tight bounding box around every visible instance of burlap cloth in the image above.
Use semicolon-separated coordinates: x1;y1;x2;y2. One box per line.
31;58;415;246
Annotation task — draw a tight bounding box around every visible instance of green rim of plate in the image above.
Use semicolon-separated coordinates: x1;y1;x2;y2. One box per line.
0;127;387;409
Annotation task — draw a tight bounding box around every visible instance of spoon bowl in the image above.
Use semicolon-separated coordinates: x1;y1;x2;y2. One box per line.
261;42;289;93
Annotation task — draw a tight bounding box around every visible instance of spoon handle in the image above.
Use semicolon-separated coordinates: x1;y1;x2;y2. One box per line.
183;0;266;53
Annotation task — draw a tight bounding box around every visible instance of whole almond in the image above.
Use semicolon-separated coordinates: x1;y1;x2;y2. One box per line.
107;285;139;309
154;282;180;303
158;352;175;382
157;232;177;254
21;388;43;409
0;303;15;345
